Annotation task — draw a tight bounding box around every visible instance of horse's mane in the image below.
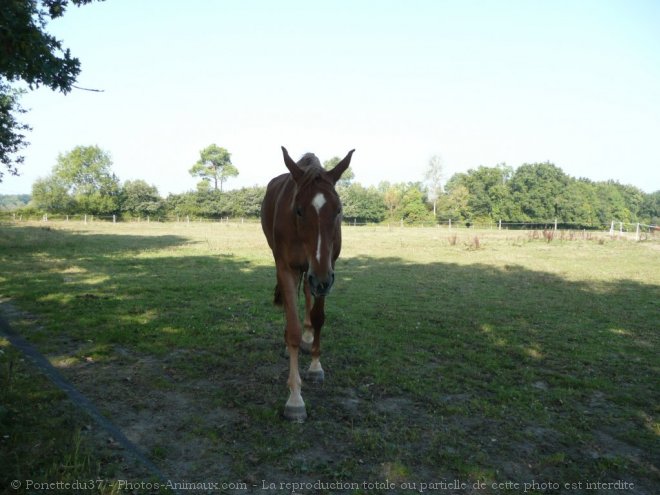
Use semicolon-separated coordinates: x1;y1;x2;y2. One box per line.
297;153;321;169
295;153;327;193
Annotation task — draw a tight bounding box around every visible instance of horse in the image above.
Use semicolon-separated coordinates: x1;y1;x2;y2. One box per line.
261;146;355;421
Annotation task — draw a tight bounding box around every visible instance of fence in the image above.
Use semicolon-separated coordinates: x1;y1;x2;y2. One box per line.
1;211;656;241
344;217;657;233
0;211;260;225
606;220;657;241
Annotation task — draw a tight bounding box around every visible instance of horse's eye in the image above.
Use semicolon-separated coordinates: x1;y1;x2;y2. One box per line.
337;207;342;216
295;206;303;217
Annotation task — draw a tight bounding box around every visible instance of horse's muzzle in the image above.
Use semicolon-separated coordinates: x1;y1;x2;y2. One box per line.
308;271;335;297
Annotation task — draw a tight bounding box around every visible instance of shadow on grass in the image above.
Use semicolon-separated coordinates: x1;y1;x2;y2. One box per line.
1;225;658;491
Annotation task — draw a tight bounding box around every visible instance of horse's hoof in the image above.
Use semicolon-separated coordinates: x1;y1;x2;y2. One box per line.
307;369;325;384
283;405;307;422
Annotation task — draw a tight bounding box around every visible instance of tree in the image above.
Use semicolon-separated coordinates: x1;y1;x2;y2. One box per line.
196;180;211;193
557;179;599;227
0;83;30;181
399;184;434;223
31;174;72;212
593;181;636;225
639;190;659;225
439;184;470;221
0;0;99;180
120;180;163;217
36;145;120;214
338;183;386;223
0;194;30;210
165;192;199;219
225;186;266;217
509;162;569;221
379;181;403;219
445;165;514;222
424;155;444;217
189;144;238;192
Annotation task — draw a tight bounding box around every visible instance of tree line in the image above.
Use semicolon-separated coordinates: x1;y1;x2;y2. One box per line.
2;144;658;228
441;163;658;227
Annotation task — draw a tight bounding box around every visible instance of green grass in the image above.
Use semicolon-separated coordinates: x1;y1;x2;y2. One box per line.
1;220;658;493
0;337;128;494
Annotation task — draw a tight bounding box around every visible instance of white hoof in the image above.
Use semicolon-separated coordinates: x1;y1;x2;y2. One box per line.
307;368;325;384
283;404;307;422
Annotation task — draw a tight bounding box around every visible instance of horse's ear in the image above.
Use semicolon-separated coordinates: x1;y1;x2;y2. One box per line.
327;149;355;184
281;146;304;181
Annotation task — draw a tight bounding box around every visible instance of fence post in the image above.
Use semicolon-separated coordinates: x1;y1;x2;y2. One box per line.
635;223;640;241
112;214;116;224
498;219;502;231
554;218;557;231
619;222;623;237
609;220;614;236
448;218;452;230
84;214;87;225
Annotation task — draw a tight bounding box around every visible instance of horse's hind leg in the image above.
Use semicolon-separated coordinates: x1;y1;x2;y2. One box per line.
301;277;314;353
273;283;283;306
307;296;325;384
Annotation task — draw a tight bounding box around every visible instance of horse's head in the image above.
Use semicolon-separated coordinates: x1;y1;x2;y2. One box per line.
281;146;355;297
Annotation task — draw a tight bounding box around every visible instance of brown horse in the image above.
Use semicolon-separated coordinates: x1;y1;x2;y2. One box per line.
261;146;355;421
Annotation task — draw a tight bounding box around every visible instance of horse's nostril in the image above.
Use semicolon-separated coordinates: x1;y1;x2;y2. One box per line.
308;272;334;296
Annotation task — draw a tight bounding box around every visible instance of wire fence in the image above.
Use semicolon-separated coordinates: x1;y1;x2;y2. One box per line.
343;217;658;238
1;211;656;241
0;212;260;225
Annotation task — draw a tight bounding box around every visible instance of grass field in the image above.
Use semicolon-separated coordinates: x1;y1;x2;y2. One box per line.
1;220;658;494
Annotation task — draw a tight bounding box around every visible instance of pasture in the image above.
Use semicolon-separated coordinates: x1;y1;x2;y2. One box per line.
1;221;658;494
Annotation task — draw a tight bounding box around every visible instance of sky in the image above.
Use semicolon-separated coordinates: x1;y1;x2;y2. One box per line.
2;0;660;196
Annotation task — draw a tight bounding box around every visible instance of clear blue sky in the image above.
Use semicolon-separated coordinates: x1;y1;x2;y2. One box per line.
2;0;660;196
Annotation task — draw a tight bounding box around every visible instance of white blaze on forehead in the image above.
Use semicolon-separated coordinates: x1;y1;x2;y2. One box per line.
312;193;327;263
311;192;327;214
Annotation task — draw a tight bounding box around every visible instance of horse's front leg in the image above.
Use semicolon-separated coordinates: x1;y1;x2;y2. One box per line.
307;296;325;384
278;268;307;422
301;277;314;353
